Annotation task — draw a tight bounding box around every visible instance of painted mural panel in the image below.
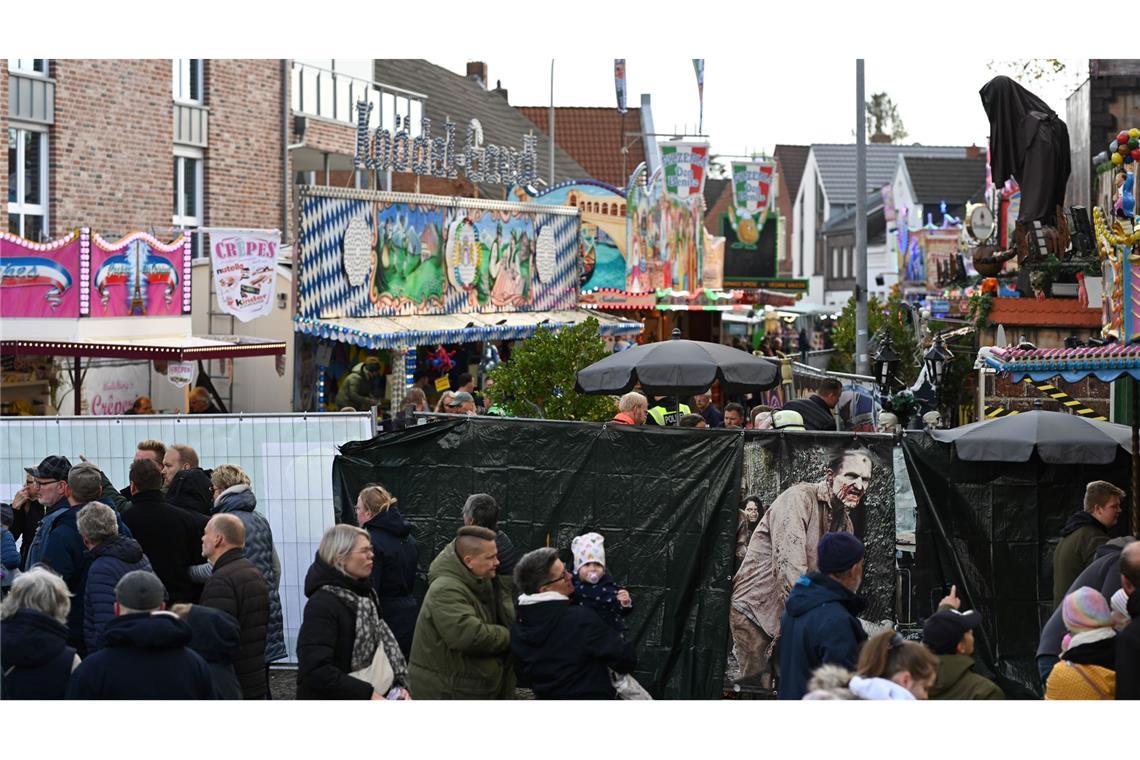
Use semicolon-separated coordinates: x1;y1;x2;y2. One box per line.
296;189;579;320
529;169;705;294
89;232;190;318
0;230;82;318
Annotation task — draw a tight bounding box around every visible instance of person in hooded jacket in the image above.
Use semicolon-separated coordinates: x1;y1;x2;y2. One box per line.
1046;586;1118;699
1037;537;1133;688
171;603;244;699
355;483;419;658
0;567;80;699
1053;481;1124;608
803;630;939;700
120;458;208;604
207;464;287;667
777;532;869;700
66;570;217;700
296;525;410;700
511;547;637;700
407;526;515;699
162;444;214;517
78;503;154;653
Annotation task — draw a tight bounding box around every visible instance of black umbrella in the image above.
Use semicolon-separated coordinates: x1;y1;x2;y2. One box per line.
929;409;1132;464
575;329;781;396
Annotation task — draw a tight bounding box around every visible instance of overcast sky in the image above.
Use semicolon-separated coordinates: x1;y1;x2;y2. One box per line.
436;58;1088;160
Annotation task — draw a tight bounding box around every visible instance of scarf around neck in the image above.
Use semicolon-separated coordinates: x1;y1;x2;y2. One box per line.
321;585;407;684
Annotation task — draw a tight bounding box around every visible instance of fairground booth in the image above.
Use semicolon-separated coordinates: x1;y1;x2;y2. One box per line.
0;228;284;415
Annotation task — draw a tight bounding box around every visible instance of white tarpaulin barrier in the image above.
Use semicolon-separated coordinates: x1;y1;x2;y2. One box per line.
0;412;374;662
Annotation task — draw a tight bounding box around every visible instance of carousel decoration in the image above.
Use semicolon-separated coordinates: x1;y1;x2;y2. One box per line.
1093;128;1140;343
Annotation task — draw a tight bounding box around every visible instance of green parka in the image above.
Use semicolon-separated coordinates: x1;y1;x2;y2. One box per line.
335;363;375;410
406;539;515;699
929;654;1004;700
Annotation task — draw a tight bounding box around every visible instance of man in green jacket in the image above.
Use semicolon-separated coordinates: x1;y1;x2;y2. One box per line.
1053;481;1124;608
407;526;515;699
335;357;381;410
923;589;1003;700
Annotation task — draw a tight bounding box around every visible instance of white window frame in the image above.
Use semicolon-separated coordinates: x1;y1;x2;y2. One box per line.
9;59;48;76
173;147;204;258
172;59;204;104
8;125;49;240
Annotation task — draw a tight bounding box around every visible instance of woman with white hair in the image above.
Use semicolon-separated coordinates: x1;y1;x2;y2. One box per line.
296;524;411;700
0;567;81;699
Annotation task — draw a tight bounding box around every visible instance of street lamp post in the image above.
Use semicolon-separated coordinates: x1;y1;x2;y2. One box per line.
924;333;952;416
873;333;900;392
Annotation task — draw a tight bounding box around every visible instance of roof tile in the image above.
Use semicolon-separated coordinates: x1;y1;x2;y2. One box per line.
517;106;645;189
988;297;1102;327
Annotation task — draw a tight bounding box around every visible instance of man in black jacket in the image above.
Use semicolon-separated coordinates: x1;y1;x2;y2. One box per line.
162;444;213;517
66;570;217;699
781;377;841;431
121;459;208;604
199;513;270;699
510;547;636;699
1117;542;1140;700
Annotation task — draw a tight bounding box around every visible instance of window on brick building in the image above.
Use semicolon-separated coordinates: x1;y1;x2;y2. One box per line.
9;59;48;75
8;127;48;241
173;153;203;258
172;59;203;103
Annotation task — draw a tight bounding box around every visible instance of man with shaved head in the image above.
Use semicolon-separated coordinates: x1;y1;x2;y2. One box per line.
199;513;270;699
407;525;515;699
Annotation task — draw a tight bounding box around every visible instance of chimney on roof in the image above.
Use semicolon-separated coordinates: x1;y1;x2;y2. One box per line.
493;79;508;102
966;144;982;159
869;133;892;144
466;61;488;89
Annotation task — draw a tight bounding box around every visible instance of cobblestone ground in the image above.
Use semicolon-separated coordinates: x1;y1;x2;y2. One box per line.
269;667;536;700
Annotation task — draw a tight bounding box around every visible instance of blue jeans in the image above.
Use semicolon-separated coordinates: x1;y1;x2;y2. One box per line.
1036;654;1059;692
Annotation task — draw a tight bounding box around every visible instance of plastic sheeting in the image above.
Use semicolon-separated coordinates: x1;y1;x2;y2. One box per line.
902;433;1131;698
333;417;744;699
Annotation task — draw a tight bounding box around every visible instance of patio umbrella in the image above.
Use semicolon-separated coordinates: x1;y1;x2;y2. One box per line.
929;409;1133;465
575;329;780;396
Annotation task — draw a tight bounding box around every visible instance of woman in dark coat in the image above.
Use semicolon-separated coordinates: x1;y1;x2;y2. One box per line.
355;483;420;657
296;525;411;700
0;567;81;699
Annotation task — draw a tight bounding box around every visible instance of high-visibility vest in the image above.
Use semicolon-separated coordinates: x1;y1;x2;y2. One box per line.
647;402;691;426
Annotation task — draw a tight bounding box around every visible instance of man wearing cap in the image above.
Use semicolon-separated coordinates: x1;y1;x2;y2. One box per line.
66;570;217;699
22;455;74;569
731;447;874;689
923;588;1003;700
777;532;869;700
445;391;477;415
692;389;723;428
335;357;382;411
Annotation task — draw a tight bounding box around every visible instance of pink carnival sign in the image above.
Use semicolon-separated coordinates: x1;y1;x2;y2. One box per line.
0;230;83;318
88;232;191;318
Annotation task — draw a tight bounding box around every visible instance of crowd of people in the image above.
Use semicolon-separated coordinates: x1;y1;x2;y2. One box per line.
2;432;1137;701
609;379;846;434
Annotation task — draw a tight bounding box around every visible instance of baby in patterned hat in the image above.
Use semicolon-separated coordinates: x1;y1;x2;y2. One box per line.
570;532;633;634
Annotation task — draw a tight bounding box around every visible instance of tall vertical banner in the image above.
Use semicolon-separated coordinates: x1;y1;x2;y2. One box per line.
614;59;627;114
692;59;705;133
728;160;775;247
209;230;281;323
660;142;710;200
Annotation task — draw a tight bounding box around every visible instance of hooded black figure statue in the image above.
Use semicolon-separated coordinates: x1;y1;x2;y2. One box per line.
980;75;1071;228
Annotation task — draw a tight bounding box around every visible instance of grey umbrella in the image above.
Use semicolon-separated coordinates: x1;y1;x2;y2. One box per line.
575;329;781;396
930;409;1133;464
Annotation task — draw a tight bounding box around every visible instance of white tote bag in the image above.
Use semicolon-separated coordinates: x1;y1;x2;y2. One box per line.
350;643;395;696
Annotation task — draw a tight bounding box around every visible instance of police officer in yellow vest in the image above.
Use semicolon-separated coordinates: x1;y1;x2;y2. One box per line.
647;396;691;426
